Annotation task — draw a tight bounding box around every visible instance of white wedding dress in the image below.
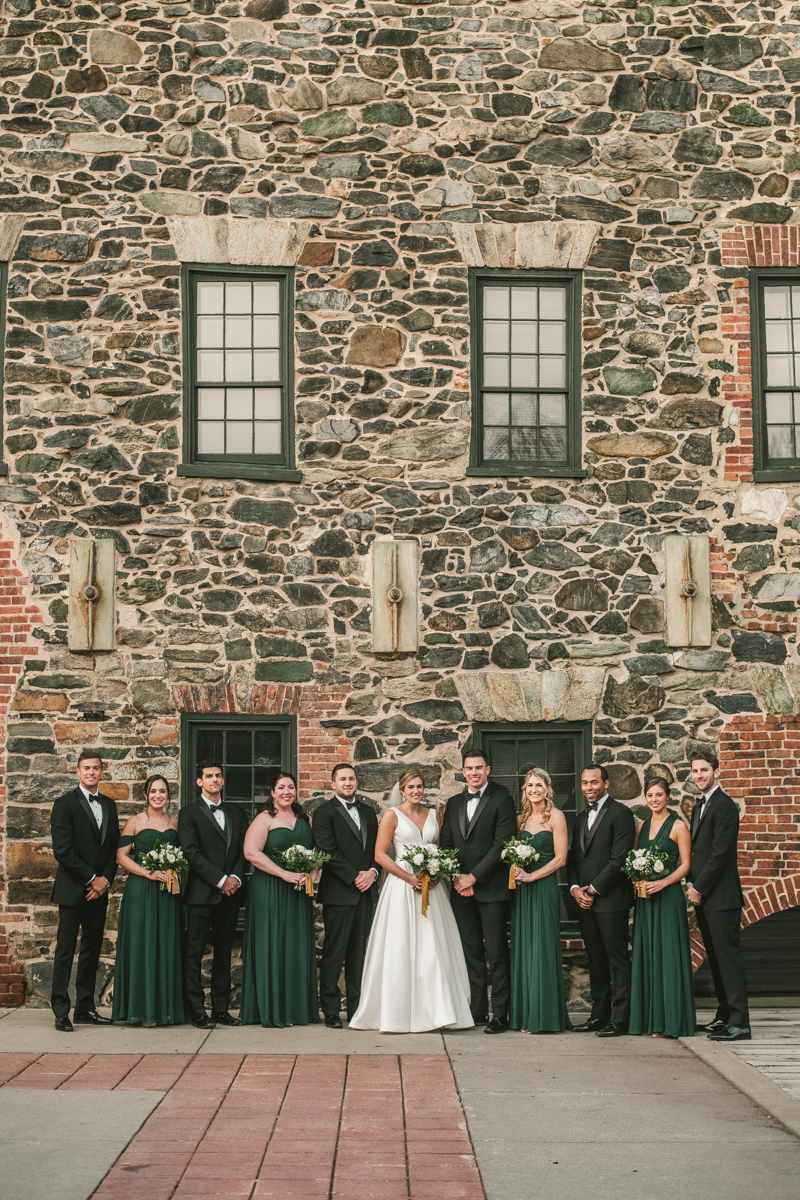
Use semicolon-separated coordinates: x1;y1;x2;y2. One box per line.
349;807;473;1033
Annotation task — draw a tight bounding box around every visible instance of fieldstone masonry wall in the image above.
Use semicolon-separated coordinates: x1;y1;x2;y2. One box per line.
0;0;799;1001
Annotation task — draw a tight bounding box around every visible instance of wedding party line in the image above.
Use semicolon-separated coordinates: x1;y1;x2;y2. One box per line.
48;745;750;1043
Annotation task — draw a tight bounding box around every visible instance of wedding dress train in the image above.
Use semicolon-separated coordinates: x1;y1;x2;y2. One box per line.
349;807;473;1033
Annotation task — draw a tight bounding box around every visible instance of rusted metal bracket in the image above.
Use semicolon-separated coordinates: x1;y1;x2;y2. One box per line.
68;538;115;652
664;534;711;648
372;540;418;653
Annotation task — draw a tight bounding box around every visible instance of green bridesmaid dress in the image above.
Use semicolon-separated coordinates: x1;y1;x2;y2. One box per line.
629;812;695;1038
240;819;320;1028
111;827;186;1026
510;830;571;1033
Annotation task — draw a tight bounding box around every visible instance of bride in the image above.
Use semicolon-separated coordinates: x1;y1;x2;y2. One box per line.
349;769;473;1033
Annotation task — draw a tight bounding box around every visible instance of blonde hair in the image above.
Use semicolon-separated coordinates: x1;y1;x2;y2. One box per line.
520;767;554;825
398;768;424;794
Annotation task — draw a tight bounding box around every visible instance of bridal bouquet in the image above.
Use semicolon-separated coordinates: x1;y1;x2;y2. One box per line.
139;840;189;894
402;845;460;918
501;838;541;890
623;847;669;898
275;844;330;895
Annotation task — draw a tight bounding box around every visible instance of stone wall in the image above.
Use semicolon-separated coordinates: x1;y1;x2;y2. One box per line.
0;0;799;999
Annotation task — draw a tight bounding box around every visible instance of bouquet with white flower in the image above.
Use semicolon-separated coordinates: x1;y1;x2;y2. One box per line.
501;838;541;890
401;844;460;917
275;843;330;894
139;840;189;893
623;846;669;898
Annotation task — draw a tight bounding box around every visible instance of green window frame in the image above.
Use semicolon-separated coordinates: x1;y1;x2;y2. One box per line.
467;268;583;479
470;720;592;937
0;259;8;477
751;268;800;483
178;263;300;483
180;713;297;826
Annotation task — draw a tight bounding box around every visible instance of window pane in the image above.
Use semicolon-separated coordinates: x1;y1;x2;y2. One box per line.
484;355;509;386
255;388;282;420
510;321;536;352
511;287;537;320
253;281;280;313
198;421;224;453
226;281;252;313
767;425;794;458
540;394;566;425
484;320;509;352
225;315;252;348
766;322;792;353
511;427;538;458
197;349;224;381
483;394;508;425
253;315;280;347
227;389;253;420
226;423;253;454
764;285;790;320
253;349;280;381
767;355;795;386
539;321;566;354
225;349;252;381
484;427;509;459
198;388;225;419
766;392;792;423
254;422;282;454
197;281;224;314
539;356;566;387
511;393;536;424
197;316;223;348
539;287;566;319
483;286;508;318
540;427;567;460
511;356;537;388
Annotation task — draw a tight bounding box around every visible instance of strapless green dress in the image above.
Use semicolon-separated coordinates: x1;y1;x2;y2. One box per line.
510;830;570;1033
111;827;186;1026
240;820;319;1028
629;813;695;1038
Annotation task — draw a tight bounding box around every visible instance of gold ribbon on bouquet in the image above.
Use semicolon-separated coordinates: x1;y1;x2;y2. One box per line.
636;880;649;898
420;873;430;917
165;869;181;895
304;872;314;897
508;865;517;890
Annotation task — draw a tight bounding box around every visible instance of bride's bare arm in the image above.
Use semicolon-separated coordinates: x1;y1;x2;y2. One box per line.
375;810;421;888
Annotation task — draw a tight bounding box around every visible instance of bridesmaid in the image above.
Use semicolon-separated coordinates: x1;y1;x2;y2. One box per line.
629;777;695;1039
112;775;186;1026
240;772;320;1027
509;768;570;1034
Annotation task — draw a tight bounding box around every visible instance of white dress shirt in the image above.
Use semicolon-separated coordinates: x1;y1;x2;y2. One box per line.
337;794;360;830
465;782;488;824
570;793;609;896
697;783;719;823
80;783;103;829
202;794;240;890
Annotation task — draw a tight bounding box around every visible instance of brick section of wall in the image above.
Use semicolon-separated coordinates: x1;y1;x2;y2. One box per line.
0;539;41;1005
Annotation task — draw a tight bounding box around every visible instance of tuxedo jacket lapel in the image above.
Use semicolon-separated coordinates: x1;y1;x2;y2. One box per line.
579;809;589;854
467;789;490;837
692;793;715;839
335;800;363;846
76;788;101;841
356;802;368;850
457;794;468;841
199;801;226;841
584;802;609;850
222;804;233;852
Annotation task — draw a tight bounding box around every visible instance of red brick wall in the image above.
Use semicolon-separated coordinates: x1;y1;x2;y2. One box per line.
0;538;42;1005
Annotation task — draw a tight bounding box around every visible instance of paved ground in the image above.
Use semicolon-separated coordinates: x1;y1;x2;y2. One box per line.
2;1008;800;1200
729;1009;800;1101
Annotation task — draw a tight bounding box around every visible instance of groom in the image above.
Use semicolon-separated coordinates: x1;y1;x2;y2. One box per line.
440;749;516;1033
314;763;380;1028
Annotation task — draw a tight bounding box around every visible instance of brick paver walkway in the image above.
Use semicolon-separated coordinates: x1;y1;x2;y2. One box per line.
0;1052;484;1200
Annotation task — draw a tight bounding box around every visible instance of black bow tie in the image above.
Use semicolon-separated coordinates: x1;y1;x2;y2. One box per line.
467;792;481;800
343;800;356;809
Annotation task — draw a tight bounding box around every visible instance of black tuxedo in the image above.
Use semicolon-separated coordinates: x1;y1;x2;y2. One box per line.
313;796;379;1020
689;787;749;1028
440;781;516;1020
50;786;120;1018
566;796;636;1026
177;798;247;1020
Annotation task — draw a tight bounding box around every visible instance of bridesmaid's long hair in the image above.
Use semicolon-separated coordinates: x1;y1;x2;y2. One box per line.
520;767;554;826
144;774;171;813
264;771;310;824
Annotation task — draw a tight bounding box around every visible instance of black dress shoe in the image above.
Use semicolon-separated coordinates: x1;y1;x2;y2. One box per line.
596;1021;628;1038
210;1012;241;1026
484;1016;510;1034
54;1015;73;1032
699;1018;729;1034
708;1025;751;1042
73;1011;112;1025
571;1017;606;1033
191;1015;217;1030
325;1014;343;1029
